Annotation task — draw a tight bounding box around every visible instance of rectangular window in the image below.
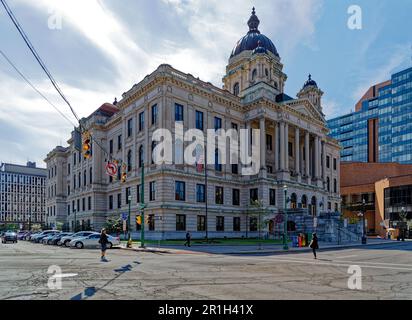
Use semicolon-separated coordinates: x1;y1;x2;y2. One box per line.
232;164;239;174
176;214;186;231
326;156;330;169
232;189;240;206
333;158;337;171
175;181;186;201
117;193;122;209
288;142;293;157
196;184;205;203
109;140;113;154
216;216;224;231
197;215;206;231
151;104;158;125
109;195;113;210
136;185;141;203
231;123;238;131
73;153;76;166
127;118;133;137
267;166;273;174
118;135;122;151
148;214;155;231
88;196;91;210
250;188;258;204
269;189;276;206
266;134;273;151
149;182;156;201
195;110;204;130
214;117;222;131
68;163;71;175
215;187;224;204
250;217;258;232
175;103;184;122
82;198;85;211
72;200;75;213
139;112;145;132
233;217;241;232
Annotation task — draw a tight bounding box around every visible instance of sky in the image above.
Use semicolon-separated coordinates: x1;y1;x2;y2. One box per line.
0;0;411;167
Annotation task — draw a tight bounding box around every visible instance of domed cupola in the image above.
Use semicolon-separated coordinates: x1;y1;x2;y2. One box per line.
252;40;267;55
230;8;279;58
303;74;318;88
297;74;324;113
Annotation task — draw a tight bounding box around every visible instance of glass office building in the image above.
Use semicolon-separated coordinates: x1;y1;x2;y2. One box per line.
328;67;412;164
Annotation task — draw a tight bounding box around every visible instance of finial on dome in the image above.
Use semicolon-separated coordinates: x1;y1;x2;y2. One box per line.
248;7;260;33
308;74;312;81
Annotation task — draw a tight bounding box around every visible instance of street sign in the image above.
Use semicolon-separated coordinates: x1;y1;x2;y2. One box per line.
105;162;118;177
121;213;128;221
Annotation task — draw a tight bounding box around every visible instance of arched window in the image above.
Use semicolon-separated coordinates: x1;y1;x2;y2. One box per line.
301;195;307;208
233;82;240;96
291;193;297;209
327;177;330;192
311;196;317;217
127;150;132;172
252;69;257;81
139;146;144;168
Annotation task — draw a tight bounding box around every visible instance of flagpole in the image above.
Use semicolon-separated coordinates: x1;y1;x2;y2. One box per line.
205;141;208;243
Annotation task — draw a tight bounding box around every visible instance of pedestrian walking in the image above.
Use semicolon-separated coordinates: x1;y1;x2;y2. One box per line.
309;232;319;259
184;232;191;247
99;228;109;262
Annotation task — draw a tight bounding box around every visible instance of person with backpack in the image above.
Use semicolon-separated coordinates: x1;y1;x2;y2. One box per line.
99;228;109;262
309;232;319;259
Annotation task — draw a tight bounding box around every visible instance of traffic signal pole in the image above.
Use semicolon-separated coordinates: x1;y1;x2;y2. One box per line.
140;163;145;248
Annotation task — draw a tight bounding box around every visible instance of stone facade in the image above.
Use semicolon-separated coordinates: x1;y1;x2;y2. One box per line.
44;10;341;239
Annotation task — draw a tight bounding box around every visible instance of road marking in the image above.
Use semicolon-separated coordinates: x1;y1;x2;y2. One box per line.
337;255;359;259
51;273;78;279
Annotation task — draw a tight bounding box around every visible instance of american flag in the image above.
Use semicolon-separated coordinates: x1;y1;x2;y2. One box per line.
195;144;205;173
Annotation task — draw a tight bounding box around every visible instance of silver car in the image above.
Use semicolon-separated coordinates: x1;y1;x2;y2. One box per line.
69;234;120;249
59;231;99;247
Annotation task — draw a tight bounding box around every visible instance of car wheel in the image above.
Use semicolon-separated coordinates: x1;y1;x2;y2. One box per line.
75;242;84;249
107;242;113;249
64;240;70;247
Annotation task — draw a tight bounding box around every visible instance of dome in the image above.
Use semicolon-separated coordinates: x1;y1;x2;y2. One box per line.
230;8;279;59
303;74;318;88
252;40;267;55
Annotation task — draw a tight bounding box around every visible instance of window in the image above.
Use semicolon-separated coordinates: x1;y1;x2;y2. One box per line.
252;69;257;81
215;187;224;204
196;184;205;203
118;135;122;151
267;165;273;174
139;146;144;168
127;150;132;172
67;185;70;196
175;103;184;122
149;182;156;201
326;156;330;169
301;195;307;208
82;198;85;211
136;185;141;203
109;140;113;154
89;167;92;184
232;189;240;206
195;111;204;130
151;104;158;125
88;196;91;210
215;149;222;172
148;214;155;231
269;189;276;206
139;112;145;132
117;193;122;209
233;82;240;96
231;123;238;131
288;142;293;157
127;118;133;137
83;170;86;186
72;200;75;213
73;153;76;166
197;215;206;231
250;188;258;203
68;163;71;175
78;173;81;188
109;195;113;210
214;117;222;131
266;134;273;151
250;217;258;231
67;204;70;216
327;177;330;192
233;217;241;232
126;187;131;204
216;216;224;231
176;214;186;231
333;158;337;171
232;164;239;174
175;181;186;201
333;179;337;193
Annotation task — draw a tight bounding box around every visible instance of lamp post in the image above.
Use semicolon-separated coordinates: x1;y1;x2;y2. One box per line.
140;163;146;248
127;194;132;248
283;185;289;251
361;198;367;244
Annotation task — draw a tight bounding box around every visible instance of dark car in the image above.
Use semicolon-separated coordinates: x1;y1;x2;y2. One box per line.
1;231;18;244
49;232;73;245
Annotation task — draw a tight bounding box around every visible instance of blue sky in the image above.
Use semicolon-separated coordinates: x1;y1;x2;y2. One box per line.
0;0;411;166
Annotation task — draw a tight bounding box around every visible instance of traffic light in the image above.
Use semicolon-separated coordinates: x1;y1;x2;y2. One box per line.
83;132;92;159
136;215;142;225
121;163;127;183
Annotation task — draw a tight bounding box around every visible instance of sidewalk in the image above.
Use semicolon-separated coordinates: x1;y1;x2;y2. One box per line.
119;238;407;255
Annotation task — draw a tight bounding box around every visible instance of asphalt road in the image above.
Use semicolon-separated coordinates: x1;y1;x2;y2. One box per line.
0;241;411;300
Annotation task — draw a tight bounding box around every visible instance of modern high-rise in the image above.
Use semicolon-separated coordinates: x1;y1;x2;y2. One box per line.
327;67;412;164
0;162;47;229
45;9;341;238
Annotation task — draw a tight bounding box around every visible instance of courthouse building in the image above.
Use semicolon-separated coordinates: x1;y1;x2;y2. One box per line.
45;9;341;238
0;162;46;229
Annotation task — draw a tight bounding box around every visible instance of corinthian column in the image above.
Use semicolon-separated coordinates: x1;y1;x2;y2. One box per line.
284;123;289;172
274;122;279;171
259;117;266;171
295;127;300;176
279;122;285;171
305;132;310;181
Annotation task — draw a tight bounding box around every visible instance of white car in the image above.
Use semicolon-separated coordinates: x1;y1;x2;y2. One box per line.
69;234;120;249
59;231;98;247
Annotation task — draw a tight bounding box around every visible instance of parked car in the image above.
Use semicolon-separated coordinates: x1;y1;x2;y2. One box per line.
31;230;60;243
1;231;18;244
70;233;120;249
60;231;99;247
17;231;28;240
41;234;58;245
25;232;39;241
49;232;73;245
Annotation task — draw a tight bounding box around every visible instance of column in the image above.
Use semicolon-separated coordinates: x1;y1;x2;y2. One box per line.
259;118;266;171
294;127;300;176
284;123;289;172
279;122;285;171
322;141;326;182
305;132;310;180
314;136;320;180
274;122;279;171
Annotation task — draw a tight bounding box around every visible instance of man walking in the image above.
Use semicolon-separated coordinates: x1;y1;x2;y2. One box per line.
184;232;191;247
309;232;319;259
99;228;109;262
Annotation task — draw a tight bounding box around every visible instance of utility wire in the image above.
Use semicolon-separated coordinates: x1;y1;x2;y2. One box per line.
0;49;77;127
1;0;111;158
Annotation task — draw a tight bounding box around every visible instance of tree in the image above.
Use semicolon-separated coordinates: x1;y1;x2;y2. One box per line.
248;200;271;243
104;218;122;234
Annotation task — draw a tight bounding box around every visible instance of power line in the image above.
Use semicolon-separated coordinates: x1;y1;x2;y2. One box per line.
0;49;77;127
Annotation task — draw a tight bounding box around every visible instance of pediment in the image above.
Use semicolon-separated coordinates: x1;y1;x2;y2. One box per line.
286;99;325;123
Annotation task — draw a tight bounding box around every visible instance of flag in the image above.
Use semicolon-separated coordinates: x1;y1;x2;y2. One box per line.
195;144;205;173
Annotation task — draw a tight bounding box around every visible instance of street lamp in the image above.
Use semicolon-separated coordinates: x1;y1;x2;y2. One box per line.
127;194;132;248
361;198;367;244
283;185;289;251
